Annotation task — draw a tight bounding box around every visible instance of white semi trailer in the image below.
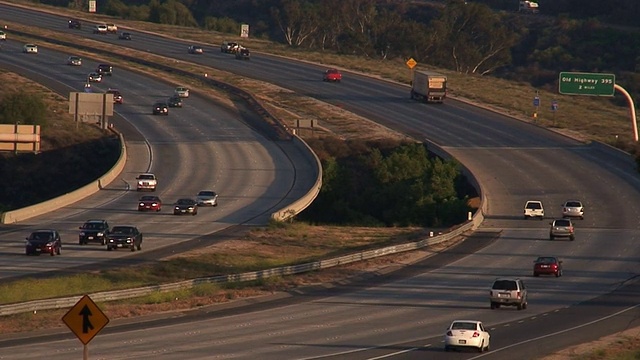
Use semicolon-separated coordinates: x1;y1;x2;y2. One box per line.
410;70;447;104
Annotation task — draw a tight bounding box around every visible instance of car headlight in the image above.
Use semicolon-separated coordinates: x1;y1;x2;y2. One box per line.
109;239;114;243
152;202;158;206
79;232;85;236
175;206;180;210
138;181;144;185
188;207;194;210
139;202;144;206
25;241;32;246
97;232;104;237
46;242;54;247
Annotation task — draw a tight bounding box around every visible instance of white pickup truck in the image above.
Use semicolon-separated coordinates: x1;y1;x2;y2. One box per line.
106;23;118;33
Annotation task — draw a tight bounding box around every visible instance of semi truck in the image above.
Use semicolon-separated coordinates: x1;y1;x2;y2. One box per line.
410;70;447;104
518;1;539;13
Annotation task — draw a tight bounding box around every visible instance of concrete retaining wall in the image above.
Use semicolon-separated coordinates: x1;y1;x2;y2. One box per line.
0;132;127;224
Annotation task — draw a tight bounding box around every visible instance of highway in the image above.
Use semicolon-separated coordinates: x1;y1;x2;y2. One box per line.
0;2;639;359
0;38;315;279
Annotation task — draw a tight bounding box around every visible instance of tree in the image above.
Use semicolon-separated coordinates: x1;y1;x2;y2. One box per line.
0;91;48;127
430;2;518;74
270;0;319;46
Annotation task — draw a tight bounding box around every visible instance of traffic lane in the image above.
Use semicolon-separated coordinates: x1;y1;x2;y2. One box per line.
0;43;299;278
0;4;578;149
341;278;640;360
447;146;639;229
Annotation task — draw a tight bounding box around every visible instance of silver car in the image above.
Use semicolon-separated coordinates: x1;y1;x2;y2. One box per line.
195;190;218;207
562;200;584;219
550;219;575;241
67;56;82;66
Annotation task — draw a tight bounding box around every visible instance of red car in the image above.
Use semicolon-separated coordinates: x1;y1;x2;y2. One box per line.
138;195;162;212
106;89;123;104
323;68;342;82
25;229;62;256
533;256;563;277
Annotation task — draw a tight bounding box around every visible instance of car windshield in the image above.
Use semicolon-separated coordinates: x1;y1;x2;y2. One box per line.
112;227;134;234
140;196;157;201
536;257;556;263
492;280;518;290
30;232;53;241
526;202;542;209
451;322;477;330
83;223;103;230
554;220;571;226
198;191;216;197
177;199;195;205
138;174;155;180
565;201;581;207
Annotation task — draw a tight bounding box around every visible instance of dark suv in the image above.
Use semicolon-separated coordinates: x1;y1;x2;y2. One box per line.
79;219;110;245
489;278;528;310
106;225;143;251
96;64;113;76
68;19;81;29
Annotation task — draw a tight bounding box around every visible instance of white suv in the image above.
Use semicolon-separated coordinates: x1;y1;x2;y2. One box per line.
524;200;544;220
136;173;157;192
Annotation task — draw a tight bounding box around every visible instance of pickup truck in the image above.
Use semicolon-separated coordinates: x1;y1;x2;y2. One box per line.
106;23;118;33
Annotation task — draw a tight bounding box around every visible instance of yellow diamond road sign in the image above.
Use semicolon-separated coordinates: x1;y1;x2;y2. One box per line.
62;295;109;345
406;58;417;69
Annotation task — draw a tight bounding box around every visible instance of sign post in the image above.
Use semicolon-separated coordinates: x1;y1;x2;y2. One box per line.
62;295;110;360
551;99;558;126
406;58;417;84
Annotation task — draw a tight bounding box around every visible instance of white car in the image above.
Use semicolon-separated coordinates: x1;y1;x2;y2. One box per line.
195;190;218;207
444;320;491;352
174;87;190;98
23;44;38;54
524;200;544;219
0;30;6;41
562;200;584;219
87;72;102;83
93;24;108;34
136;173;157;191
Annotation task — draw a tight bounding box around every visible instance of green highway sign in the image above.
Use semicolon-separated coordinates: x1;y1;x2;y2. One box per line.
559;72;615;96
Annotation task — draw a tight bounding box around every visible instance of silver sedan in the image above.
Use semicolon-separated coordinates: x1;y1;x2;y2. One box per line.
195;190;218;207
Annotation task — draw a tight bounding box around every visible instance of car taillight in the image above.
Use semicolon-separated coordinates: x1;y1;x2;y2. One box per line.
552;264;557;268
472;332;480;337
446;331;452;336
516;291;521;298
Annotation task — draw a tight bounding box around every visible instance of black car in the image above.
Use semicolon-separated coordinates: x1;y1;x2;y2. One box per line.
78;219;110;245
96;63;113;76
106;89;123;104
167;95;183;108
25;229;62;256
68;19;81;29
152;101;169;115
118;32;132;40
106;225;142;251
235;48;251;60
173;198;198;215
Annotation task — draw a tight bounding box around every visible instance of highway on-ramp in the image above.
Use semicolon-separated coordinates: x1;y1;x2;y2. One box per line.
0;3;639;359
0;39;314;279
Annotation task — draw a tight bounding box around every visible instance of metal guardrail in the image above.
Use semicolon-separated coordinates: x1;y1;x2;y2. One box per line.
0;220;477;316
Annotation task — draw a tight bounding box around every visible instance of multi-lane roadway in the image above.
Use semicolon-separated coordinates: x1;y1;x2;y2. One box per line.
0;37;315;279
0;2;639;359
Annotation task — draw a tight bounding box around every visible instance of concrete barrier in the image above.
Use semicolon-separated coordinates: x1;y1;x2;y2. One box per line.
0;132;126;224
271;134;323;222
